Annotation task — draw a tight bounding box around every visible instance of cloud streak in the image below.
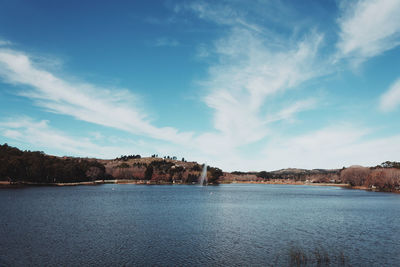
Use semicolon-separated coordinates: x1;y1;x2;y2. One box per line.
0;117;138;158
179;1;263;33
194;23;325;149
380;78;400;112
266;98;318;124
0;48;193;144
262;125;400;170
336;0;400;65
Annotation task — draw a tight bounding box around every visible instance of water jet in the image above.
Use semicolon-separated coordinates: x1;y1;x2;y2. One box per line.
199;163;207;186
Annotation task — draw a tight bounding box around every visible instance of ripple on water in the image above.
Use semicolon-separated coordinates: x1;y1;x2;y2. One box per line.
0;184;399;266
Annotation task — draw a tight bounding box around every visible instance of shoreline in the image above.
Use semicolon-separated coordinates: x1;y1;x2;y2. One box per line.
227;180;350;187
226;180;400;193
0;179;199;187
1;180;398;194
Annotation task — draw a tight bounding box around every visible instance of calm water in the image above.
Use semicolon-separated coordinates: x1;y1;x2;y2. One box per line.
1;184;400;266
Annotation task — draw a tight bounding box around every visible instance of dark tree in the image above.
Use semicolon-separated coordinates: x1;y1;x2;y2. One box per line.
208;167;223;184
379;161;400;169
258;171;270;179
144;166;154;180
0;144;107;183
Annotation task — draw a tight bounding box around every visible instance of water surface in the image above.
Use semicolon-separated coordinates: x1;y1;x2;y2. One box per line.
1;184;399;266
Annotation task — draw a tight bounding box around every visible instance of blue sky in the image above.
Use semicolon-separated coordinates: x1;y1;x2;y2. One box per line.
0;0;400;171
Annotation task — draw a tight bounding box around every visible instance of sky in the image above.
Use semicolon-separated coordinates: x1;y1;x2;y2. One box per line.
0;0;400;171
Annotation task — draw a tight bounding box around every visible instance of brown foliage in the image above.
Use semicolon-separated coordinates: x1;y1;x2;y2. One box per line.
340;167;371;186
341;167;400;191
365;168;400;191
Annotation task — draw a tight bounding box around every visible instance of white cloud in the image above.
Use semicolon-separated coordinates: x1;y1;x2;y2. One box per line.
336;0;400;64
266;98;318;124
196;27;324;149
177;1;263;33
261;125;400;170
0;116;211;166
0;117;140;158
0;48;193;144
3;129;23;139
181;1;400;171
184;123;400;172
174;2;329;167
380;78;400;112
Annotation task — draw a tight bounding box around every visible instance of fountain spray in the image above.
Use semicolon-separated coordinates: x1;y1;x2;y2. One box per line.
199;163;207;186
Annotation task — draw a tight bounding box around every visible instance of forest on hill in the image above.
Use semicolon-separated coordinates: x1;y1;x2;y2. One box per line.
0;144;222;185
0;144;108;183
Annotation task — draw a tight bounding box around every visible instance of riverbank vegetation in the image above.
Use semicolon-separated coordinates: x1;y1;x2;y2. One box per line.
340;165;400;192
226;164;400;193
1;143;399;192
0;144;222;185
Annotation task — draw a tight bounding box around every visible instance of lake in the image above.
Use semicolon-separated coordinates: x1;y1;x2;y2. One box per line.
0;184;399;266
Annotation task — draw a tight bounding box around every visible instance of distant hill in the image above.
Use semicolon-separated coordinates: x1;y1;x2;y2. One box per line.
224;168;341;183
224;165;400;193
102;156;222;184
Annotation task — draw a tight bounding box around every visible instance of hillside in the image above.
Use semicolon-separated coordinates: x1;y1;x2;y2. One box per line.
0;144;222;185
224;168;341;183
102;156;222;184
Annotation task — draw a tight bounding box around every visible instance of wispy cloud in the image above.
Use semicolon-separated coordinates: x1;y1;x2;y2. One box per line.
0;39;12;46
262;125;400;170
178;1;263;33
266;98;318;124
196;27;325;148
380;78;400;112
336;0;400;65
0;48;193;144
183;0;400;171
0;117;139;158
153;37;180;47
169;1;332;170
171;1;329;166
174;0;400;171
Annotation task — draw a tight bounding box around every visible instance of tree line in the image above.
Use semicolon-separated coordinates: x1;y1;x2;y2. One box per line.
340;166;400;192
232;163;400;192
115;155;141;161
0;144;224;185
0;144;108;183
